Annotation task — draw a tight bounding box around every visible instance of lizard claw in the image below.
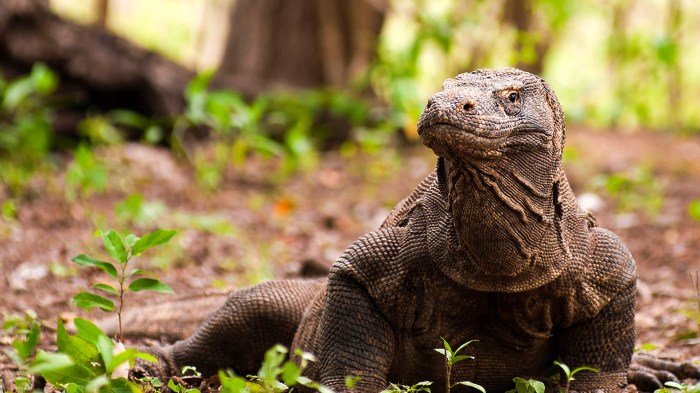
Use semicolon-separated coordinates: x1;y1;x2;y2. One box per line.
628;353;700;392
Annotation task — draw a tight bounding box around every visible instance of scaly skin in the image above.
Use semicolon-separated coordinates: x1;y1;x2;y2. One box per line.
127;68;699;392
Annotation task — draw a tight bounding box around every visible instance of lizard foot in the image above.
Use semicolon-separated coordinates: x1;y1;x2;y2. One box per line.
628;353;700;392
129;346;177;381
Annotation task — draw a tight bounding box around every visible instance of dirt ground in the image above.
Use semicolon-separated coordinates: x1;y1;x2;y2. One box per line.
1;125;699;389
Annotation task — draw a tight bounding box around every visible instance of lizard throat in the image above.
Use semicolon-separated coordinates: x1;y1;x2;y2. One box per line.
439;157;572;292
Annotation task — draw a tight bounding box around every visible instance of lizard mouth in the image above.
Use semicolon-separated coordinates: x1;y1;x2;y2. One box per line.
419;121;509;159
418;120;511;140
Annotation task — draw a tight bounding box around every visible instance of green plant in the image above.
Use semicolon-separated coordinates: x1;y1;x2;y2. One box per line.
218;344;332;393
654;381;700;393
589;166;664;217
434;338;484;393
1;311;40;393
0;63;58;197
71;228;177;341
506;377;545;393
380;381;433;393
114;193;167;227
689;200;700;222
28;317;156;392
65;144;108;202
168;378;201;393
552;360;599;393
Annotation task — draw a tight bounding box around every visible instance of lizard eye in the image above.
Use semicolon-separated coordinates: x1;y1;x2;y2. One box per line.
508;92;518;103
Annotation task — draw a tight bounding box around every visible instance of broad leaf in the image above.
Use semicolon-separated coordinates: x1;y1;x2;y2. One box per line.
29;351;74;373
30;351;99;386
56;319;101;368
101;230;128;264
84;375;110;393
72;292;115;312
281;361;302;386
71;254;118;279
92;283;118;295
74;318;110;344
96;334;114;372
127;278;174;294
131;229;177;256
109;377;142;393
454;381;486;393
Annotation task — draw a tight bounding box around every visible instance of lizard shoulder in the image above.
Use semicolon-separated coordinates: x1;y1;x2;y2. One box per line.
559;227;636;325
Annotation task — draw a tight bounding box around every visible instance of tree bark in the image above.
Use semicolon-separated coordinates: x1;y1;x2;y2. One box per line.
213;0;386;96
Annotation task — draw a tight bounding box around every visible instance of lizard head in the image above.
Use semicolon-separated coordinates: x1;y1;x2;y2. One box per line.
417;67;565;162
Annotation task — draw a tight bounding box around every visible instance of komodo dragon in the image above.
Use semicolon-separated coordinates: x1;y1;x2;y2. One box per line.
109;68;699;392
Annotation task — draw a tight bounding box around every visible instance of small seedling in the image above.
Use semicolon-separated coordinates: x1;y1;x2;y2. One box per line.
345;375;362;391
219;344;332;393
654;381;700;393
381;381;433;393
506;377;545;393
1;311;40;393
71;228;176;341
28;318;156;392
552;360;599;392
434;338;485;393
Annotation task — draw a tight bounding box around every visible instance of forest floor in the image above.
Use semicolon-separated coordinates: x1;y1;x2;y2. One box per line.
1;126;700;390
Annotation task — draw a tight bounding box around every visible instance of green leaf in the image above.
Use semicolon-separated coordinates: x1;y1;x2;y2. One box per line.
124;233;140;248
127;268;155;277
553;360;571;378
96;334;114;371
72;292;115;312
56;319;101;368
453;339;478;356
454;381;486;393
635;343;658;352
92;283;118;295
73;318;110;344
109;377;143;393
281;361;302;386
84;374;110;393
131;229;177;256
101;230;128;264
569;365;600;379
512;377;545;393
13;321;39;361
219;370;248;393
688;200;700;222
28;350;75;374
440;337;453;355
3;77;34;110
71;254;118;279
345;375;362;389
451;355;474;364
127;278;174;294
29;63;58;96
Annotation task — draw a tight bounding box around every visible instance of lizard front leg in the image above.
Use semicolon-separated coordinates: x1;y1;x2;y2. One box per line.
314;229;405;392
557;281;636;393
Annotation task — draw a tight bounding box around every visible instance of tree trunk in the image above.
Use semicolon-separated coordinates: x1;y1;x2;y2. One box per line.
213;0;386;96
502;0;552;75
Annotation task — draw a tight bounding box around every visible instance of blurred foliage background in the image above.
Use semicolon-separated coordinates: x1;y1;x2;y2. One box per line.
1;0;699;202
50;0;700;132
